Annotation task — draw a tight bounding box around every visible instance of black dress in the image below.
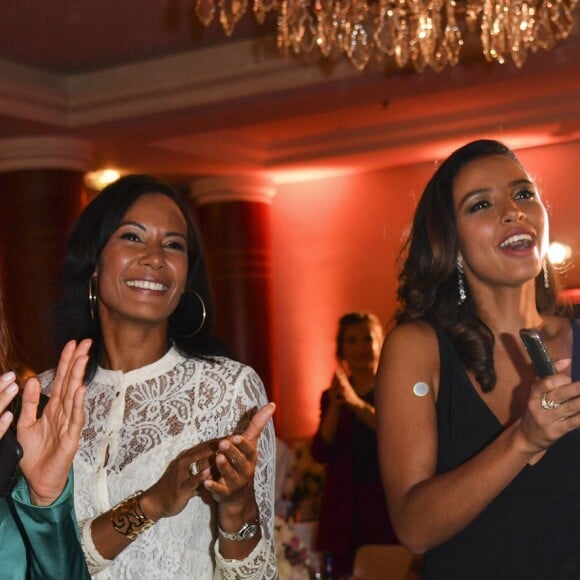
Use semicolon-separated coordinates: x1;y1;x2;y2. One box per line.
422;322;580;580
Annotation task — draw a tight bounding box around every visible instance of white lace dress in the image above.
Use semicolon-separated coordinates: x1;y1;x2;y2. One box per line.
39;347;277;579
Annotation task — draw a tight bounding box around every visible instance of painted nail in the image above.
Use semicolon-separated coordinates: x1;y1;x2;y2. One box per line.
0;411;13;424
1;372;16;383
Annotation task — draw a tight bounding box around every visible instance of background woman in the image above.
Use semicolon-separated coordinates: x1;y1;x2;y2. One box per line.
0;273;90;579
376;140;580;579
311;311;397;578
40;174;276;578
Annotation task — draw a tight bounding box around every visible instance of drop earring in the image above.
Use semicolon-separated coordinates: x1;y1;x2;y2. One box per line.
88;274;98;320
457;257;467;305
543;260;550;289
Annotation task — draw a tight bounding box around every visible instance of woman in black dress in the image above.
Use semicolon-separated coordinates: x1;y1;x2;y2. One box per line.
376;139;580;579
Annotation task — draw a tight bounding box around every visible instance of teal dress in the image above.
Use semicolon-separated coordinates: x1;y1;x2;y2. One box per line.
0;471;89;580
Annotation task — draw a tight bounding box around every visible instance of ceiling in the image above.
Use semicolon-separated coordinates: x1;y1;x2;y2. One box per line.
0;0;578;188
0;1;579;300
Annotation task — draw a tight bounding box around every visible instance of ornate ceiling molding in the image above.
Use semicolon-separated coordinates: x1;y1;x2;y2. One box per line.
0;27;578;176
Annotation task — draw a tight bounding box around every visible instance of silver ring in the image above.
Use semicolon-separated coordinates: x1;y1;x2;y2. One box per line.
189;461;199;476
540;392;560;410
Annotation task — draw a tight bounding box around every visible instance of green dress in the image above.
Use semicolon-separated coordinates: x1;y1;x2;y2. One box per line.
0;471;89;580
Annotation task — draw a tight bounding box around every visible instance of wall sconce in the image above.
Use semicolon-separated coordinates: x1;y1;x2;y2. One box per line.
84;169;120;192
548;241;572;266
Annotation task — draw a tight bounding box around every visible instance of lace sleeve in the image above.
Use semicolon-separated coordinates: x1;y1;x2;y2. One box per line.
79;517;114;575
214;366;278;579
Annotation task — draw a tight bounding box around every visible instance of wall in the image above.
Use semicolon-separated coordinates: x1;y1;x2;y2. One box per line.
1;138;577;440
270;162;434;441
516;140;580;289
270;139;580;442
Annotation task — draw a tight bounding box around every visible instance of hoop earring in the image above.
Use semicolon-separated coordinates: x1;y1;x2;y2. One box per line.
168;290;207;339
543;260;550;289
88;274;98;321
457;257;467;306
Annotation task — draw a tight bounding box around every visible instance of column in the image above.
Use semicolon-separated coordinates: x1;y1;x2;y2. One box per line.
0;137;93;373
191;175;278;403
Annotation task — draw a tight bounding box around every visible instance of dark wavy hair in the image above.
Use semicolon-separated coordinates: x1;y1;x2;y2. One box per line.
335;311;383;360
395;139;558;392
52;174;220;380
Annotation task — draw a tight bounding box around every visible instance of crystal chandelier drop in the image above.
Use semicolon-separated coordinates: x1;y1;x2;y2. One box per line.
194;0;578;71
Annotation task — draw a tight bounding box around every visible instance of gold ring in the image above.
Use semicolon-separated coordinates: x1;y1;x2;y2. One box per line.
540;392;560;410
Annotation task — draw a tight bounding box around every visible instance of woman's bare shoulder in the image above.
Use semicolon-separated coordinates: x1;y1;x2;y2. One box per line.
379;320;440;392
384;319;439;350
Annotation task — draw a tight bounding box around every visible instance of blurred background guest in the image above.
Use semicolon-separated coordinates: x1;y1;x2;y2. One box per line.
311;311;397;578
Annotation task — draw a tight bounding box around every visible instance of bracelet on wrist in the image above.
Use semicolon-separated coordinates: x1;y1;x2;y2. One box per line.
111;490;156;540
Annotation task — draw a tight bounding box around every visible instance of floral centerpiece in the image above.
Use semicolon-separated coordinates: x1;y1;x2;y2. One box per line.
275;438;326;578
283;439;325;522
274;515;313;580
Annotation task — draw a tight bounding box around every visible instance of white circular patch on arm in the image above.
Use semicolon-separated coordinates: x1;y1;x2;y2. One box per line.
413;382;430;397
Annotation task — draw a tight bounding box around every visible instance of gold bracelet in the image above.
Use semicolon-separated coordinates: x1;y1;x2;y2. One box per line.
110;490;156;540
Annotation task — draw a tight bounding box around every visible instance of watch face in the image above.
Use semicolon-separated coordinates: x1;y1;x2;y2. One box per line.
240;523;258;540
219;516;260;541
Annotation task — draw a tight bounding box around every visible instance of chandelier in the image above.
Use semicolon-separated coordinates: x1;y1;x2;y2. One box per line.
193;0;578;71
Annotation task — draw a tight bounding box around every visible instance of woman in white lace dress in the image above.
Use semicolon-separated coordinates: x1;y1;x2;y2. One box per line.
40;175;277;579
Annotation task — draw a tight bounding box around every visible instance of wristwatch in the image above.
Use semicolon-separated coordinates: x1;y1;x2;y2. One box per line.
218;515;260;541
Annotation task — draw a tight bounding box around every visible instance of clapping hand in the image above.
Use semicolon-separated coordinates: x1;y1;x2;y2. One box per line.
17;339;91;505
140;438;220;520
0;371;19;438
140;403;275;522
203;402;275;507
330;367;361;408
